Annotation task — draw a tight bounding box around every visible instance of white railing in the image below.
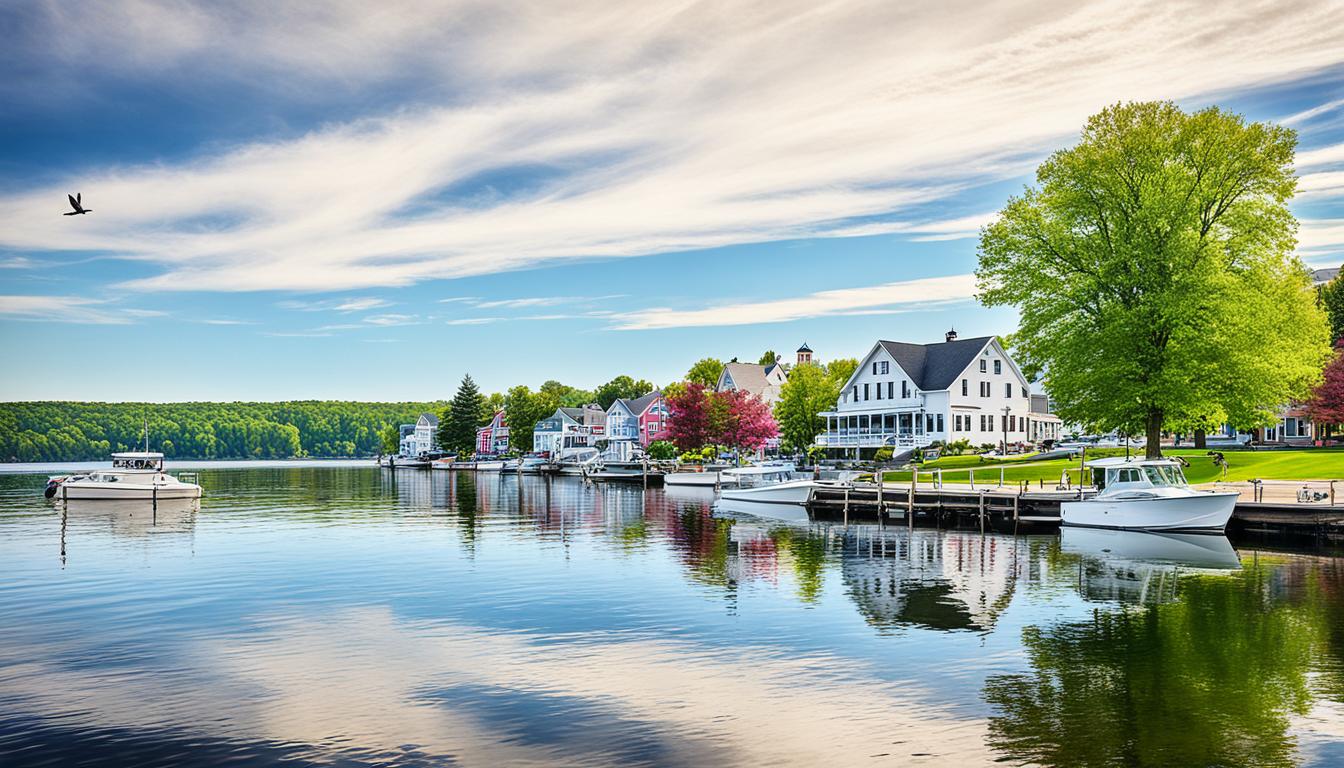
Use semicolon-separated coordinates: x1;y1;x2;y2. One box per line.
814;433;933;448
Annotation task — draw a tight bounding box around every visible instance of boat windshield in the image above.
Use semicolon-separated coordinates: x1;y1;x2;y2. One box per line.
1142;465;1186;486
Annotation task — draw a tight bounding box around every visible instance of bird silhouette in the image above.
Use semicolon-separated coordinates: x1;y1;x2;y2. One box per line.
64;193;91;216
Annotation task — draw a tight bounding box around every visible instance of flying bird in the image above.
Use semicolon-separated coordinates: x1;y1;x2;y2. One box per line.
64;193;91;216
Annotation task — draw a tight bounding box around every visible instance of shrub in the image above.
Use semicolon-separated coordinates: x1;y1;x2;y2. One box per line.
646;440;677;460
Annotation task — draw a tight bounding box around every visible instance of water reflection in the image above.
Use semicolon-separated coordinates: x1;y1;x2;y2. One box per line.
0;467;1340;767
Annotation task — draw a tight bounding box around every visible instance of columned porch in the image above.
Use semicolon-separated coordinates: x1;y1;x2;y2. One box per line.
816;409;935;450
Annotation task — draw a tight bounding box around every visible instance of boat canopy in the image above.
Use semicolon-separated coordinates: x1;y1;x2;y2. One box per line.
111;452;164;470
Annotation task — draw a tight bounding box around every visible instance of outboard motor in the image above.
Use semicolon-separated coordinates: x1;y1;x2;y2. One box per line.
44;477;62;499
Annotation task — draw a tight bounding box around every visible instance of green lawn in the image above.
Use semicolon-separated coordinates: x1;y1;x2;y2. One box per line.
880;448;1344;485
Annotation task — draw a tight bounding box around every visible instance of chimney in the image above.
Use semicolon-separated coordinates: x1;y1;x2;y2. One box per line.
945;329;958;343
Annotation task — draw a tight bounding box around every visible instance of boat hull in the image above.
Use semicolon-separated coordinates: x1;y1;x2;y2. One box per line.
57;482;202;500
1061;491;1237;532
715;499;811;523
719;479;818;505
664;471;736;487
475;461;505;472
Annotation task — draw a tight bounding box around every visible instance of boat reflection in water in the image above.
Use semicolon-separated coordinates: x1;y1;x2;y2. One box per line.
60;497;199;537
1060;527;1240;604
714;498;812;524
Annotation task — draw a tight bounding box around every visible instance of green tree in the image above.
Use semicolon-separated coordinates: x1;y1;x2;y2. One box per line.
758;350;778;366
1318;265;1344;344
539;380;594;408
444;375;485;455
825;358;858;388
686;358;725;387
379;424;400;454
503;385;560;453
773;362;839;451
977;101;1329;457
594;375;654;409
646;440;677;460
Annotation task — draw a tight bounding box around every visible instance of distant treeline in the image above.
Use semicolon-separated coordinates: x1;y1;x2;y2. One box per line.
0;401;447;462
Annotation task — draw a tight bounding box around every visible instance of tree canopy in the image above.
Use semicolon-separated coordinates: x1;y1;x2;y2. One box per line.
0;401;444;461
1318;266;1344;344
594;375;655;409
686;358;725;387
758;350;778;366
1304;340;1344;435
442;374;485;455
977;101;1329;456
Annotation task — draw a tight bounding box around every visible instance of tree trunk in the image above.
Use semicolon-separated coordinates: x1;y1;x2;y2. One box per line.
1193;428;1207;449
1145;409;1163;459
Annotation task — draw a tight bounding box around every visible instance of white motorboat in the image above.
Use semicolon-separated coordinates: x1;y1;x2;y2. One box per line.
431;456;458;470
1060;457;1237;533
518;455;548;474
717;464;817;505
46;452;203;501
554;447;601;476
474;456;506;472
664;465;739;487
715;498;812;523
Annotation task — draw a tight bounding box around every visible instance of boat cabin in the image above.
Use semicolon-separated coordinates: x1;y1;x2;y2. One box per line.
1088;457;1189;493
111;452;165;471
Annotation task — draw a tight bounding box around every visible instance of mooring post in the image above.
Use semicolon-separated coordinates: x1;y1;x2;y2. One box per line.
1332;480;1336;507
978;490;985;533
907;481;915;522
969;468;975;490
1000;466;1004;487
1013;494;1019;522
876;467;884;514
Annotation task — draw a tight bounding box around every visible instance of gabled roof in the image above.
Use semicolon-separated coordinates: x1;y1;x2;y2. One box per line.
1314;267;1339;285
557;407;586;421
877;336;994;391
617;391;661;416
797;342;812;353
719;362;770;396
418;412;439;427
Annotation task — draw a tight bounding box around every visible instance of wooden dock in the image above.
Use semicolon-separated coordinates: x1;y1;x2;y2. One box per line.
808;481;1344;541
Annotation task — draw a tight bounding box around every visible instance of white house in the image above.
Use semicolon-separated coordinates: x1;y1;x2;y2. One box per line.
1027;394;1063;444
399;412;438;456
817;331;1031;456
717;360;789;405
532;405;606;456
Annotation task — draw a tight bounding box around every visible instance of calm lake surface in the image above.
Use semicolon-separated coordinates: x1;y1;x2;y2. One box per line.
2;465;1343;767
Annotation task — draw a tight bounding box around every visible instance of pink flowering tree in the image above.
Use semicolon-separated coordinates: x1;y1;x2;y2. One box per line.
1305;340;1344;440
716;389;779;460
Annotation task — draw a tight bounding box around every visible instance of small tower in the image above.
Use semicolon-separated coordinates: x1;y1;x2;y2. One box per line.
796;342;813;365
945;328;958;343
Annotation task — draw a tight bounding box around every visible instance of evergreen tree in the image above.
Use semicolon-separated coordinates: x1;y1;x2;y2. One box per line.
1318;267;1344;344
445;375;485;455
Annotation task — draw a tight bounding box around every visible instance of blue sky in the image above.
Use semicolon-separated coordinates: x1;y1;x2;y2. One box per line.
2;1;1343;402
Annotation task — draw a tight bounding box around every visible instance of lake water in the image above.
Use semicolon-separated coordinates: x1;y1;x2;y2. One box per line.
2;465;1343;767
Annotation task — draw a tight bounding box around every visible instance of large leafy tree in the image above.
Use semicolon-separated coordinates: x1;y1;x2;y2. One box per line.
825;358;858;388
1318;266;1344;344
594;375;654;409
666;382;718;451
539;380;594;408
686;358;725;387
503;385;560;453
717;389;778;456
758;350;778;366
444;374;485;455
774;362;838;451
977;101;1328;457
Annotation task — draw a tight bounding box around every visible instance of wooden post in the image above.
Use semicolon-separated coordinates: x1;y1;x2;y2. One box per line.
969;468;975;489
843;484;850;525
1000;466;1004;487
1013;494;1019;522
876;467;884;513
907;481;915;521
978;490;985;533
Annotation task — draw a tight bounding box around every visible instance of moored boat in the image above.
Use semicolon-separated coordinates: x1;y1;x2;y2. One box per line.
1060;457;1237;533
46;452;203;501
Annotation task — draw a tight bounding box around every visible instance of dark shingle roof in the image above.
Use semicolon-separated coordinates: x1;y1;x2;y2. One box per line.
878;336;993;391
797;342;812;353
419;412;439;427
618;391;661;415
1314;267;1340;285
558;407;586;421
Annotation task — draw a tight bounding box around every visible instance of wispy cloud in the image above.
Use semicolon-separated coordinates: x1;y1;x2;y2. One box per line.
279;297;391;312
0;256;39;269
1281;97;1344;126
200;318;257;325
445;317;501;326
362;313;419;326
472;295;621;309
2;2;1342;292
1297;142;1344;170
610;274;977;330
0;295;145;324
1299;170;1344;199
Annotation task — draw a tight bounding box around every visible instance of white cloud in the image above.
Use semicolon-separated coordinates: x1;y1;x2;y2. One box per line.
610;274;977;330
0;295;144;324
1299;219;1344;251
1281;97;1344;126
279;296;391;312
362;313;419;326
445;317;501;326
1297;142;1344;170
201;318;256;325
1299;170;1344;198
2;1;1343;292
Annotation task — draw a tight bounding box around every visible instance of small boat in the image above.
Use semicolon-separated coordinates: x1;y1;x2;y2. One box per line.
499;458;520;474
718;464;816;505
430;455;459;470
555;447;601;476
474;456;506;472
518;455;548;474
1061;457;1238;533
46;452;203;501
664;464;739;487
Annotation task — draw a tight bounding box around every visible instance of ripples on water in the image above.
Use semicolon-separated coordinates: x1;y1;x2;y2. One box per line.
1;465;1342;767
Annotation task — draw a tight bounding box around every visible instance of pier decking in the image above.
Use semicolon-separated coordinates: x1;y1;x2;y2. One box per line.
808;480;1344;540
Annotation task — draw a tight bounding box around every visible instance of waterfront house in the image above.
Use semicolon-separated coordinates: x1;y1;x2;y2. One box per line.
1027;394;1062;444
400;412;439;456
532;405;607;456
476;409;510;455
716;348;804;406
816;331;1030;457
604;392;669;458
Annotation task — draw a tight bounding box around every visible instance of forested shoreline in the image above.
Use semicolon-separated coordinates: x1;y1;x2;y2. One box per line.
0;401;446;462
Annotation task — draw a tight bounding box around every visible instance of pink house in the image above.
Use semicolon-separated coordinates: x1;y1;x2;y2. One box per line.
476;409;509;455
605;392;668;452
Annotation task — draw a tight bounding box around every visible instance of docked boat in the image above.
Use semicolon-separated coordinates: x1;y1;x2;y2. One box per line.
664;464;739;487
431;456;458;470
46;452;203;501
474;456;506;472
554;447;601;476
518;455;548;474
717;464;816;505
1060;457;1238;533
